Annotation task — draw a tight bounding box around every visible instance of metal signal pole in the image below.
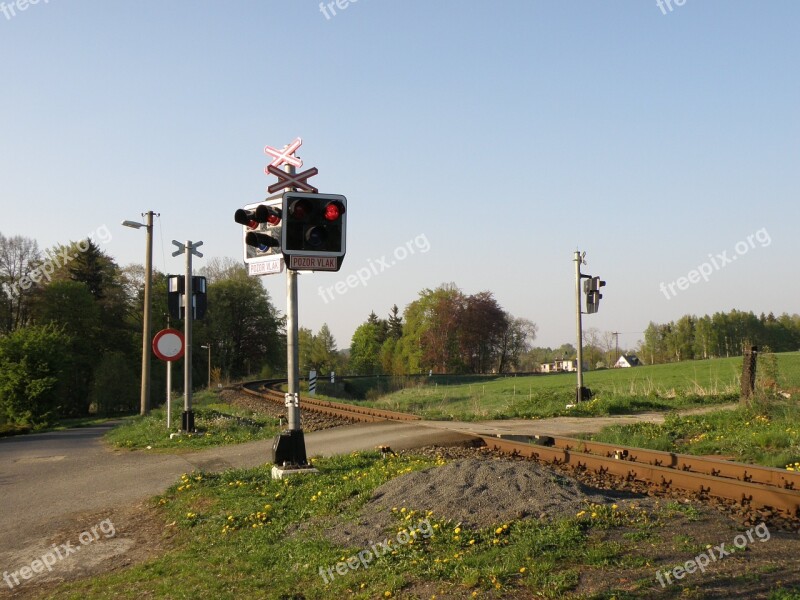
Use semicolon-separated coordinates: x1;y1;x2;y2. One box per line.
273;163;310;468
574;250;585;402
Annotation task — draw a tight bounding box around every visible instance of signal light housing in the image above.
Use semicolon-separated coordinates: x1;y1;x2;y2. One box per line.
281;192;347;271
236;197;284;273
585;276;606;314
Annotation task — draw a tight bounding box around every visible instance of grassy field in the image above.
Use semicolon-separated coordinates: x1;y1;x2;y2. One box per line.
105;390;281;451
325;352;800;421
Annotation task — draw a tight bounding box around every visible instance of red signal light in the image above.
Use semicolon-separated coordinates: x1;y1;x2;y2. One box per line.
255;204;282;225
324;201;345;221
234;209;258;229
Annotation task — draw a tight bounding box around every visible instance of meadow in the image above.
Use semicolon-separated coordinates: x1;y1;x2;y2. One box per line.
325;352;800;422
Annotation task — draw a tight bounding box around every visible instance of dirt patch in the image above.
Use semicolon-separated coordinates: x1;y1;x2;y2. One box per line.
0;501;176;600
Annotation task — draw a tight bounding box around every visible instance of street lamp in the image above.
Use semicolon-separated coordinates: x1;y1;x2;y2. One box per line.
122;212;157;415
200;344;212;388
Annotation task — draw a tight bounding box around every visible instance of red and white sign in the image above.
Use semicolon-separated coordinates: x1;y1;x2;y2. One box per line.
289;256;338;271
267;165;319;194
264;137;303;169
152;328;185;362
248;257;283;276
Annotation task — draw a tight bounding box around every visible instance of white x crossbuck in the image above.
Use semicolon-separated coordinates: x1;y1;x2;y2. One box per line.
264;137;304;168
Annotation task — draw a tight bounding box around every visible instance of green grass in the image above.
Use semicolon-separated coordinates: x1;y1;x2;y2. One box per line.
588;394;800;468
105;390;281;451
320;352;800;421
46;452;676;600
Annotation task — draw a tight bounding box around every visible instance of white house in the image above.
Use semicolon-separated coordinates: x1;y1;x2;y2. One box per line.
614;354;641;368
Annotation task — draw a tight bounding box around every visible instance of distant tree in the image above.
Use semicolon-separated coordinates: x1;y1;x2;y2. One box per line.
387;304;403;340
89;351;138;415
497;317;537;372
366;311;389;344
199;257;243;285
33;280;101;416
459;291;507;373
206;268;284;380
312;324;338;373
0;233;41;334
0;324;70;426
693;315;713;359
669;315;695;361
349;321;384;375
298;327;315;374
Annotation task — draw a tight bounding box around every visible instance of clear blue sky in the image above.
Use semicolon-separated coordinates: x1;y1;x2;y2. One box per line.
2;0;798;350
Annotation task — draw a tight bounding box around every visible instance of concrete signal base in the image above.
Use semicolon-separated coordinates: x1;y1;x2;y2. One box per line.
271;465;320;480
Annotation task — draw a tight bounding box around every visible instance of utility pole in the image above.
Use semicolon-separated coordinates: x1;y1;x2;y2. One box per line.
141;212;153;416
612;331;620;364
574;250;586;403
171;240;203;432
122;211;156;415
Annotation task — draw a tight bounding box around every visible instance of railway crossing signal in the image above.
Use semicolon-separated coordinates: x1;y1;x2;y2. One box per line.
237;136;349;474
281;192;347;271
583;276;606;314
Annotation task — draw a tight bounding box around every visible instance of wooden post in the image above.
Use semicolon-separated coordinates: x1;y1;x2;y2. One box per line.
740;345;758;402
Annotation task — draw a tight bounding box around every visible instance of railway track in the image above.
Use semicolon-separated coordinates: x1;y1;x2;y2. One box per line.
240;379;800;519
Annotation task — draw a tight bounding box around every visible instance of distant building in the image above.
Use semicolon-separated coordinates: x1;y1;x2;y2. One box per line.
538;359;586;373
614;354;641;368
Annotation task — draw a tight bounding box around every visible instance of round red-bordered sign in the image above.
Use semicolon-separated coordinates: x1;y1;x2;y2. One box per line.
152;328;185;362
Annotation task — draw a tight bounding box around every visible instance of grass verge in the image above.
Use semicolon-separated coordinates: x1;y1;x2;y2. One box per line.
588;394;800;468
105;390;281;451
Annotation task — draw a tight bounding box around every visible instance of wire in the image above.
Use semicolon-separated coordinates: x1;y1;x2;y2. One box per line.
156;213;166;274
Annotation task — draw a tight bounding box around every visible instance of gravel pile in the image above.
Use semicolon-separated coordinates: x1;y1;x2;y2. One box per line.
326;456;630;548
370;458;618;528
